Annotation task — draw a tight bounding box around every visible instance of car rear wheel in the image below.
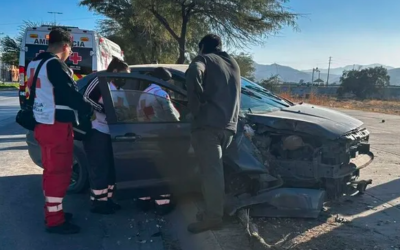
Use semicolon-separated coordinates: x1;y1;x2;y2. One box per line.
68;149;89;193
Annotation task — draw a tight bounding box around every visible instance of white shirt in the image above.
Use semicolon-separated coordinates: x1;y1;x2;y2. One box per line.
92;82;128;134
137;84;180;122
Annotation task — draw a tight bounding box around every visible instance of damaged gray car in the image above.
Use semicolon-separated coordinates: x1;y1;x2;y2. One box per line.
25;64;374;217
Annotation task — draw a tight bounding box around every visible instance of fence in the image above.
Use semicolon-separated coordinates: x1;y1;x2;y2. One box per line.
274;85;400;100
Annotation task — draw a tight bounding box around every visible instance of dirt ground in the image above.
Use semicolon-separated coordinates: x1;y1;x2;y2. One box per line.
280;92;400;116
208;110;400;250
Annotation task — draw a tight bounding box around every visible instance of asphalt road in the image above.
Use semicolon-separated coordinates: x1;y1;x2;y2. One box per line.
0;91;176;250
1;90;399;250
0;90;19;127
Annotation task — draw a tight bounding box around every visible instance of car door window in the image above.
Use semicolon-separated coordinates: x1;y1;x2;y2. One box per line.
166;75;187;101
104;80;190;123
135;69;187;102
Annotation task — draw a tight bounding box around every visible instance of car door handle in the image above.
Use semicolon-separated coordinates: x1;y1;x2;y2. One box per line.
114;133;139;141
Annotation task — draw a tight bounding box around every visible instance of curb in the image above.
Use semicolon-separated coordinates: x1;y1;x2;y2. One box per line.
0;87;18;91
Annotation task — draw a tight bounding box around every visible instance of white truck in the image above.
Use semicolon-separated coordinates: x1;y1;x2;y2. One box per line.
18;25;124;107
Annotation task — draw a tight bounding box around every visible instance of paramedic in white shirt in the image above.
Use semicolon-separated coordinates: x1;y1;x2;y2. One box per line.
82;57;129;215
138;67;180;122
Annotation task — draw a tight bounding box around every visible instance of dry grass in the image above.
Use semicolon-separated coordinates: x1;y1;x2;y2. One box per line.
280;92;400;116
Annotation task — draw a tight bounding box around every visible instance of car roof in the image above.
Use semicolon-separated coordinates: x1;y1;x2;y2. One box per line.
129;64;189;73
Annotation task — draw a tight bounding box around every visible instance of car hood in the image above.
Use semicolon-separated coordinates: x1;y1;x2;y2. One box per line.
246;104;363;140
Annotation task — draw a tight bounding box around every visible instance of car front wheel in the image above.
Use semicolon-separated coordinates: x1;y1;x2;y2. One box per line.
68;149;89;193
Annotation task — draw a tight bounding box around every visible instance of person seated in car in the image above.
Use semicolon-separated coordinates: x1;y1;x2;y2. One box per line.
138;67;180;122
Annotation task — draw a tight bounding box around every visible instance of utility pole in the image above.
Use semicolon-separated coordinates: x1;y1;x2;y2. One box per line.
48;12;63;25
311;68;315;83
326;56;332;85
0;32;4;83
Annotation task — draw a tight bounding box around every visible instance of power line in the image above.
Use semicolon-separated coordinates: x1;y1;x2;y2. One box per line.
48;12;63;24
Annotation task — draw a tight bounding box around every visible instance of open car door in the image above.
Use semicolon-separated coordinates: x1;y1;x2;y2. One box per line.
96;72;198;192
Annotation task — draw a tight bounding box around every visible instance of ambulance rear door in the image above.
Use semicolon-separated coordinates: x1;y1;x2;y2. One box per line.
95;34;124;71
20;30;50;107
67;32;94;81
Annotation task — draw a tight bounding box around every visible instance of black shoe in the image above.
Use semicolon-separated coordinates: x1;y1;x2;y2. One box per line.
46;221;80;235
187;219;223;234
44;212;73;224
90;201;115;215
196;211;205;221
108;200;122;211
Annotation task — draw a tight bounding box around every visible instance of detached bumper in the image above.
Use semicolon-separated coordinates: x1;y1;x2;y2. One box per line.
225;187;326;219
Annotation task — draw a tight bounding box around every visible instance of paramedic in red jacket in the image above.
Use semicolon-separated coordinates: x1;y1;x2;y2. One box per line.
27;28;92;234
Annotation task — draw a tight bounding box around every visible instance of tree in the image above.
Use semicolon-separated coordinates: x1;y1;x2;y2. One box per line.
80;0;297;64
0;21;55;66
97;19;180;64
0;36;19;66
259;74;280;92
232;52;255;80
339;66;390;99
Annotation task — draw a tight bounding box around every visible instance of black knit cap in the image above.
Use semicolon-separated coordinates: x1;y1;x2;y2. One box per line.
198;34;222;53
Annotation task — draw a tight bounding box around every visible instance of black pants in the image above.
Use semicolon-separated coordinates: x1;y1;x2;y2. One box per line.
83;129;116;201
191;128;234;219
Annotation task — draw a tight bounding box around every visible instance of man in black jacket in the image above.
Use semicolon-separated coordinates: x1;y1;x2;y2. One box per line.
185;34;241;233
28;28;92;234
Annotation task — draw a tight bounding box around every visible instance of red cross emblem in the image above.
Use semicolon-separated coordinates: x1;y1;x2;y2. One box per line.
35;50;45;57
115;97;125;107
69;52;82;65
26;68;42;99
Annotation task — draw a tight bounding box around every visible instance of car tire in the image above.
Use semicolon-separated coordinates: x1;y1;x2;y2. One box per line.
67;148;89;194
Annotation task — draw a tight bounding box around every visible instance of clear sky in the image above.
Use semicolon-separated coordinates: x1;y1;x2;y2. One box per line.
0;0;399;70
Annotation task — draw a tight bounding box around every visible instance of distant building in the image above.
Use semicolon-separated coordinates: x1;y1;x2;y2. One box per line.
0;63;19;82
313;78;324;86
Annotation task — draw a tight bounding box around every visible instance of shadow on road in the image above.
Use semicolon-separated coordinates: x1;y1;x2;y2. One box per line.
255;179;400;250
0;123;25;137
0;136;26;143
0;174;171;250
0;145;28;151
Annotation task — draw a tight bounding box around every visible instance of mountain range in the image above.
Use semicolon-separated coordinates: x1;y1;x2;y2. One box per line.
254;63;400;85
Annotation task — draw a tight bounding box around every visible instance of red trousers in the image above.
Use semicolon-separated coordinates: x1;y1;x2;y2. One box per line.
34;121;73;227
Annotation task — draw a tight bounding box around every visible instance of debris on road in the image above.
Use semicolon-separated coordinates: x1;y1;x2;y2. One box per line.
334;215;350;224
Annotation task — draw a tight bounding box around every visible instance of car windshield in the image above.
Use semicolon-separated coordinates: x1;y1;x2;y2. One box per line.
81;66;293;115
240;78;291;114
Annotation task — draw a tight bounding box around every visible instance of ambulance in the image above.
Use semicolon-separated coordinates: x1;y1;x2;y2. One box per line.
18;25;124;107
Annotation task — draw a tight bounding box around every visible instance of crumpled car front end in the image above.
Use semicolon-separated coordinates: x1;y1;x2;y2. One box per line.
244;104;374;200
